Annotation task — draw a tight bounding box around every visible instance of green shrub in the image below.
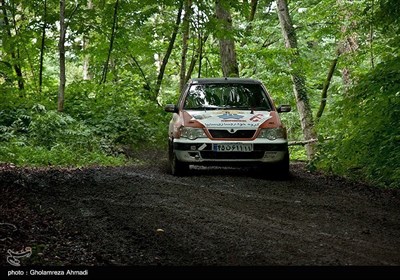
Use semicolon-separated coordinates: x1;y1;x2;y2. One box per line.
315;57;400;188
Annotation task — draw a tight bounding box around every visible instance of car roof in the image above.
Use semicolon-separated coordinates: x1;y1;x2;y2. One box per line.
188;77;263;85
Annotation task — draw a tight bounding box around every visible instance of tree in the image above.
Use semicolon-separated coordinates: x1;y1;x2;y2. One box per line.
1;0;24;90
82;0;93;81
337;0;359;94
38;0;47;92
154;0;184;102
245;0;258;34
180;0;192;92
58;0;66;112
215;0;239;77
315;54;339;123
100;0;119;85
276;0;317;160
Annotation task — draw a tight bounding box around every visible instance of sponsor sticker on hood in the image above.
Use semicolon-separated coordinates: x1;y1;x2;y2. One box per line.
188;110;272;128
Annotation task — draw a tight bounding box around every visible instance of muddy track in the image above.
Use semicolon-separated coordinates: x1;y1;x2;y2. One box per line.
1;152;399;267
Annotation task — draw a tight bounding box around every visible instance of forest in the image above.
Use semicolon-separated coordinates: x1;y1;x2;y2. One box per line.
0;0;399;188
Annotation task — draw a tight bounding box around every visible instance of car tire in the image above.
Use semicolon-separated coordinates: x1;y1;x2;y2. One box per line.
275;151;290;179
169;139;189;176
170;153;189;176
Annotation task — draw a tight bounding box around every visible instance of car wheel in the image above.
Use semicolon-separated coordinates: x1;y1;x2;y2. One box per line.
168;140;189;176
275;151;290;178
170;153;189;176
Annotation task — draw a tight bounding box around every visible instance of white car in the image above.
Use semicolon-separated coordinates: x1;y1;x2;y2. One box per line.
164;78;291;176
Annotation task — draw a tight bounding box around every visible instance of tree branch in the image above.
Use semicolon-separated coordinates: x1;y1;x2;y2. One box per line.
288;137;333;146
130;55;151;92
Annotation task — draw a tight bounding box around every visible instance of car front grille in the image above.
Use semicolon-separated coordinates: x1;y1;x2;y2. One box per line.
208;129;256;139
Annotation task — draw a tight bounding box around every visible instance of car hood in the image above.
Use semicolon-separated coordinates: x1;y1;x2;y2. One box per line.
185;110;273;129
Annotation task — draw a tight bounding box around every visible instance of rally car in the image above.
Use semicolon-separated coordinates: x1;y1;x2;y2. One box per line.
164;77;291;176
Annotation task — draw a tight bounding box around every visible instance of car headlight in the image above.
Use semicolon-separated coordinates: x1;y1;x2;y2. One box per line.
258;128;285;140
180;127;207;140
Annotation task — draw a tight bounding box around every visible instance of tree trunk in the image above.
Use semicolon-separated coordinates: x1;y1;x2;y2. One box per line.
315;56;339;123
337;0;359;94
180;0;192;92
82;37;90;80
100;0;119;85
83;0;93;80
58;0;66;112
186;33;208;79
1;0;24;91
9;1;24;91
130;55;151;92
154;0;184;102
215;0;239;77
186;47;197;81
241;0;258;46
248;0;258;22
39;0;47;92
369;0;375;69
276;0;317;160
193;9;208;78
197;33;208;78
246;0;258;31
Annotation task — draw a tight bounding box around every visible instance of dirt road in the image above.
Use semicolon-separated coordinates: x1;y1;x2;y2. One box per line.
1;152;399;267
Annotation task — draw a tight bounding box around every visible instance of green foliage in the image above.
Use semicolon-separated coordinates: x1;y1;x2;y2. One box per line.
0;81;170;166
0;102;126;166
0;142;125;167
315;57;400;188
289;146;308;161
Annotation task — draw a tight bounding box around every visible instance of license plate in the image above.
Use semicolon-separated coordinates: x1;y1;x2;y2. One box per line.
212;143;253;152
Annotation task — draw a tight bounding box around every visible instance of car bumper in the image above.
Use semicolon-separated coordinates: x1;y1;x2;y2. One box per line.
173;138;288;164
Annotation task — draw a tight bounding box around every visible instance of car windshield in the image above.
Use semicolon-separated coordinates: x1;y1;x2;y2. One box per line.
184;83;272;111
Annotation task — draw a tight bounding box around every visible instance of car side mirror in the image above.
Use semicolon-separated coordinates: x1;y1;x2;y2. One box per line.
164;104;179;113
277;105;291;113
